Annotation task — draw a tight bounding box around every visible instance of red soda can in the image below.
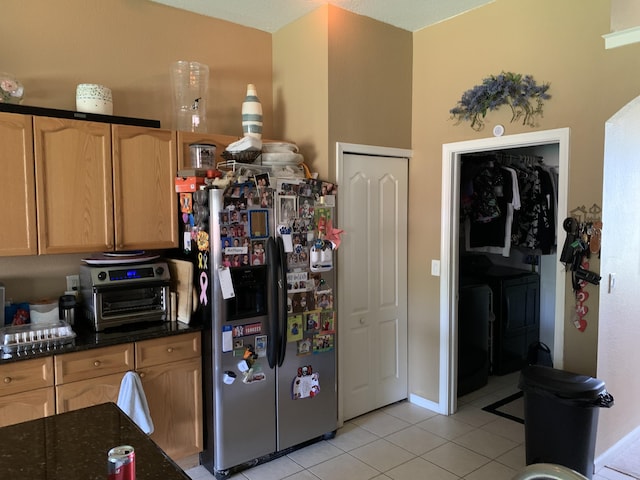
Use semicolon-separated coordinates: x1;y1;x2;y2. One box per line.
107;445;136;480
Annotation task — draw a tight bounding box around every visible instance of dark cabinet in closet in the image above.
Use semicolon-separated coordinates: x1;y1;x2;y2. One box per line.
457;283;492;396
483;267;540;376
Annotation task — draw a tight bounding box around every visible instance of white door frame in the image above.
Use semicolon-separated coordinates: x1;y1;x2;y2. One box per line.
336;141;412;425
440;128;570;415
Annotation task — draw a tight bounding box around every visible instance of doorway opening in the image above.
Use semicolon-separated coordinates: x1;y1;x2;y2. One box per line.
440;128;570;415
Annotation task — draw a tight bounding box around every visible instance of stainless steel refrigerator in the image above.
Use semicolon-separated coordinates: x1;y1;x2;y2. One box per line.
181;178;338;479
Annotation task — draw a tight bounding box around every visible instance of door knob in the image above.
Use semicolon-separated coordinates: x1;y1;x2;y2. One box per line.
359;318;365;325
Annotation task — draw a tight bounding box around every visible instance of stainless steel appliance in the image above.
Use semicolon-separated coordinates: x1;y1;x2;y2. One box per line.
79;262;171;331
178;179;338;478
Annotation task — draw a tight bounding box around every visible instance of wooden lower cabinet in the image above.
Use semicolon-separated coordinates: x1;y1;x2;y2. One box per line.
0;356;54;427
54;343;134;414
1;332;202;462
55;371;123;413
0;387;55;427
135;332;203;460
139;356;203;460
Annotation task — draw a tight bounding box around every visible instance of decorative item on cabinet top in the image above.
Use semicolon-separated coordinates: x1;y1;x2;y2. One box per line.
0;103;160;128
75;83;113;116
0;72;24;105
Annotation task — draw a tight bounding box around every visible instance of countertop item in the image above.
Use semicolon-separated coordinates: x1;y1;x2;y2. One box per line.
0;319;201;364
81;250;160;265
0;402;190;479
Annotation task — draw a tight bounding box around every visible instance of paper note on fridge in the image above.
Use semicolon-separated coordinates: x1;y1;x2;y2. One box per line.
219;267;235;299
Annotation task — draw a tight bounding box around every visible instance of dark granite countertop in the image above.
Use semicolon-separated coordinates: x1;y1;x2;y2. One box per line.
0;402;190;479
1;320;203;364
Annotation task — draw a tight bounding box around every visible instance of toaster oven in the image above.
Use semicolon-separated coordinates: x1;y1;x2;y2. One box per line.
79;262;171;331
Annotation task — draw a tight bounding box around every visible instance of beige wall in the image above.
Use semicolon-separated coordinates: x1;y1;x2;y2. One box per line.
327;5;413;178
273;6;330;178
273;5;412;180
0;0;272;301
411;0;640;455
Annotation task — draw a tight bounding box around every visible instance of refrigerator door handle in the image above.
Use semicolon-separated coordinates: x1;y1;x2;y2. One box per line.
277;236;288;367
266;237;278;369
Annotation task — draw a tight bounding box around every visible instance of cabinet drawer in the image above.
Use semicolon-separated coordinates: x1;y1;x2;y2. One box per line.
0;357;54;397
55;343;134;385
135;332;201;368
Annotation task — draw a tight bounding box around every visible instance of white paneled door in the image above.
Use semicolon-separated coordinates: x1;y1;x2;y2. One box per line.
337;145;409;421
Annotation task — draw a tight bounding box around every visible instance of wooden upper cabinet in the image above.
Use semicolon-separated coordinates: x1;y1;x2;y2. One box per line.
33;117;113;254
112;125;178;250
0;112;37;256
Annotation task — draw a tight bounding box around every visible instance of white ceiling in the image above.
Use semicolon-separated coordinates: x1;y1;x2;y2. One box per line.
150;0;494;33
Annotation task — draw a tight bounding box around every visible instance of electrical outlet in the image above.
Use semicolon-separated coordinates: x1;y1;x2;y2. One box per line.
66;274;80;292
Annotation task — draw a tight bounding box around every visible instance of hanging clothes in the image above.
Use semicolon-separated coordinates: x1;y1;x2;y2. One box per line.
461;153;556;255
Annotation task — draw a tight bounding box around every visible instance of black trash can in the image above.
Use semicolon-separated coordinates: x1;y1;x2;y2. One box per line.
518;365;614;479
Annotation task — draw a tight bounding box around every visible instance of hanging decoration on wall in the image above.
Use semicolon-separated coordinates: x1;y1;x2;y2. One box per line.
450;72;551;131
559;204;602;332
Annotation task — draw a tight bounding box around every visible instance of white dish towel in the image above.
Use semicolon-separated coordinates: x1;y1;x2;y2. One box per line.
117;371;154;434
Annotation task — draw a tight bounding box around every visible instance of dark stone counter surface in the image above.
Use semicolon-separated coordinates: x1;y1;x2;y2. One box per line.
1;320;203;364
0;402;190;479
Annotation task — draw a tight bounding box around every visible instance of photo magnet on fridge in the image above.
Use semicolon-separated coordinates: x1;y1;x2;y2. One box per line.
255;335;267;357
288;315;303;342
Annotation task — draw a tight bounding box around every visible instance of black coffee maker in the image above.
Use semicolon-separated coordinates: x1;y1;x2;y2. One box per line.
58;294;76;325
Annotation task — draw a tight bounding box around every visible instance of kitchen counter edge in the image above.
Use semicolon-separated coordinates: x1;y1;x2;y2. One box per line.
0;321;203;364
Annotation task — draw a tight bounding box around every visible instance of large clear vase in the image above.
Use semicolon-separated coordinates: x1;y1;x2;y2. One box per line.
170;61;209;132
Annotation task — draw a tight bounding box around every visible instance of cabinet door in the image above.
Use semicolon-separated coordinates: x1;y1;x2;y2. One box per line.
112;125;177;250
139;357;203;460
0;387;55;427
0;112;37;256
503;277;540;332
55;372;123;413
33;117;113;253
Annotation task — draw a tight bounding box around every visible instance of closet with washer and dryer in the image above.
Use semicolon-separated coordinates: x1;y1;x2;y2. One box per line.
457;146;559;396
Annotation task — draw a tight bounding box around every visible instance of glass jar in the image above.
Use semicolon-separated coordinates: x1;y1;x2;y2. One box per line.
0;72;24;105
170;61;209;132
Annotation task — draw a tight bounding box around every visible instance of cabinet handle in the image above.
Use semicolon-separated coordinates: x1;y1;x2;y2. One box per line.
359;318;365;325
3;377;11;384
94;360;101;367
138;372;146;379
167;347;174;353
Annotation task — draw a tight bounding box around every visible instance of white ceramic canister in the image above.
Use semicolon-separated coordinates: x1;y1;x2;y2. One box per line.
242;84;263;139
76;83;113;115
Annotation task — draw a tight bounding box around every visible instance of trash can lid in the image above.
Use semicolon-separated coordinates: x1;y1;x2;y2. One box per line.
518;365;607;400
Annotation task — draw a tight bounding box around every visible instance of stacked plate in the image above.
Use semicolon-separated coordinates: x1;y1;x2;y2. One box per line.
261;142;304;166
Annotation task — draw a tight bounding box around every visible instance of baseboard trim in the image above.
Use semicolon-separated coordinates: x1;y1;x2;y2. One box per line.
409;393;446;414
594;425;640;472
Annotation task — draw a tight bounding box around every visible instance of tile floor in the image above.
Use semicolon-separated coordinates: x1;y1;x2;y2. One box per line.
186;373;636;480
